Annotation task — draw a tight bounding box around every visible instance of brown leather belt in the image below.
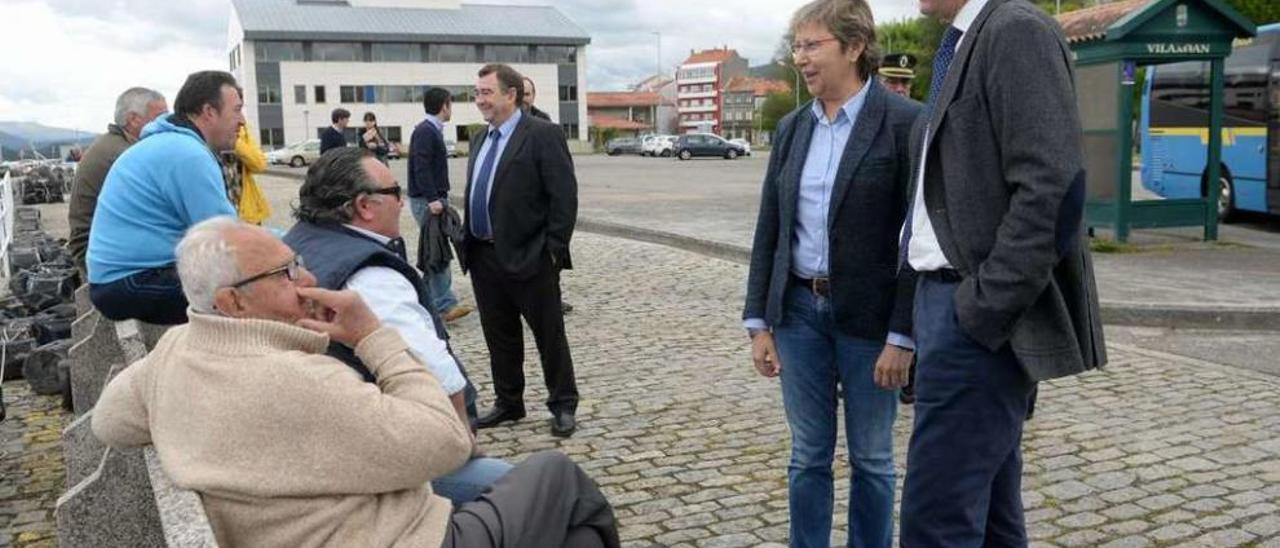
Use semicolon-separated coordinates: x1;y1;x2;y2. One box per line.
790;275;831;298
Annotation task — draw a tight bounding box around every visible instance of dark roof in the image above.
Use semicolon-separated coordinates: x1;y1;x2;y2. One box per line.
232;0;591;45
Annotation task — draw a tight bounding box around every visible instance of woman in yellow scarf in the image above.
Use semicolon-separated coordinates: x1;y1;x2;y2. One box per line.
222;124;272;224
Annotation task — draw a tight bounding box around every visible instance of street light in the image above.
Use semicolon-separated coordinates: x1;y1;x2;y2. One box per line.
776;60;800;110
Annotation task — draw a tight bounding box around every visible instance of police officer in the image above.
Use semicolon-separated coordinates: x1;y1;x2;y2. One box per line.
879;53;917;99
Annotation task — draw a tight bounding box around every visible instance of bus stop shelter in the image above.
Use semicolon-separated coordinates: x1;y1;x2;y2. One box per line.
1057;0;1255;242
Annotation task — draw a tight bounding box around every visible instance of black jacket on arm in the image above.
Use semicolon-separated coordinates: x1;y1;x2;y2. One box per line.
744;80;921;342
408;120;449;201
462;115;577;280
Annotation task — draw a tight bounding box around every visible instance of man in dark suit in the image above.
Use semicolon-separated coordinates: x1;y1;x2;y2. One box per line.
409;87;471;322
319;108;350;155
464;63;579;438
899;0;1107;544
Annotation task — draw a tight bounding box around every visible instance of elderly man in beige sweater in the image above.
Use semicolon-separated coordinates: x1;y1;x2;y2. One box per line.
92;217;620;548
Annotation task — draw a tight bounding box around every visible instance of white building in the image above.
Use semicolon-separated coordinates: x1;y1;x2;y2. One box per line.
227;0;591;150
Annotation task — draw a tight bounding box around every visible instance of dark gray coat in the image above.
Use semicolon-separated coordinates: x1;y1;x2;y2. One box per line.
912;0;1106;381
744;79;921;342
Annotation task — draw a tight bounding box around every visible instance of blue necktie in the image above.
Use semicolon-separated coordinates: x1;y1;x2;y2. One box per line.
470;128;501;240
900;26;964;267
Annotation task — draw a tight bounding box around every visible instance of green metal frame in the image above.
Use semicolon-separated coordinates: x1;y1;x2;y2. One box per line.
1072;0;1255;242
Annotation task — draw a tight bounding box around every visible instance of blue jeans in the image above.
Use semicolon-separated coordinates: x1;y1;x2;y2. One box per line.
410;197;460;313
773;285;897;548
899;276;1034;547
431;456;513;504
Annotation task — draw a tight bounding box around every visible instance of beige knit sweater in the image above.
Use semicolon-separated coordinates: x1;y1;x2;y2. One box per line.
92;311;472;548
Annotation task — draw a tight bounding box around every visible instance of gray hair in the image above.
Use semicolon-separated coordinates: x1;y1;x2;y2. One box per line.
790;0;882;81
293;147;377;224
176;217;245;313
114;87;165;127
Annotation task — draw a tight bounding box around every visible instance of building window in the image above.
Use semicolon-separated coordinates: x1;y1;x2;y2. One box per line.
314;85;327;103
372;43;421;62
444;86;475;103
229;50;236;70
294;85;306;104
376;85;418;103
259;128;285;149
429;44;477;63
313;42;363;62
561;123;578;139
485;45;530;63
254;41;304;62
340;85;363;103
535;45;577;64
258;82;281;104
558;84;578;102
383;126;402;143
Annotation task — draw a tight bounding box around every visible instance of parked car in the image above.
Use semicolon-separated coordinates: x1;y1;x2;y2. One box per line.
728;138;753;156
267;139;322;168
445;140;460;158
673;133;747;160
605;137;643;156
642;135;677;157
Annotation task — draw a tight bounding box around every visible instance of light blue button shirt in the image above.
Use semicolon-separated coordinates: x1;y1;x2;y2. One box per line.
424;113;444;133
745;87;912;350
792;86;868;279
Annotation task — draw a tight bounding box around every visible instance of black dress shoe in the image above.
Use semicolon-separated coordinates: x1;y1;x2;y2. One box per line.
475;406;525;429
550;412;577;438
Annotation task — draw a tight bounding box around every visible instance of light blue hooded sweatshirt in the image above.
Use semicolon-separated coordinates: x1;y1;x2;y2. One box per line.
87;115;237;284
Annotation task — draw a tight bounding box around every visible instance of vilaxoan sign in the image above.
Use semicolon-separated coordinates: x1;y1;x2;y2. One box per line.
1146;42;1211;54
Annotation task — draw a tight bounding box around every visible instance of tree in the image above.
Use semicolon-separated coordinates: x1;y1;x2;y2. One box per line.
1223;0;1280;24
760;92;798;132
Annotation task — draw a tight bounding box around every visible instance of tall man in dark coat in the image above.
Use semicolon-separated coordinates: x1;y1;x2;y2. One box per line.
464;64;580;438
898;0;1106;544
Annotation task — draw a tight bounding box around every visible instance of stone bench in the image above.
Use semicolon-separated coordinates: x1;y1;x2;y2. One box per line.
56;316;219;547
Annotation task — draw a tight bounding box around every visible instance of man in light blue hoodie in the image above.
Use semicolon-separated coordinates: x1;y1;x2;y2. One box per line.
87;71;244;324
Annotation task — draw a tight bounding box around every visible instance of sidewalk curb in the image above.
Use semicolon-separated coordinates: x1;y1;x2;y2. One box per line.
264;167;1280;330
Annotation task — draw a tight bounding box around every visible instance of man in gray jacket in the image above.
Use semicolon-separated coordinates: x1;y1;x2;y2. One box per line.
67;87;167;275
898;0;1106;544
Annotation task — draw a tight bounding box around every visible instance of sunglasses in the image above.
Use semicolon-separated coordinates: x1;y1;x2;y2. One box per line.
229;255;306;289
362;184;403;200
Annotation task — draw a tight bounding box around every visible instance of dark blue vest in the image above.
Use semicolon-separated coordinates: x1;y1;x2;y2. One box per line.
284;221;450;381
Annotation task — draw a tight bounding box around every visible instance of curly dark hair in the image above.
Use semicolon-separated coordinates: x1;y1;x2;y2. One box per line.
293;147;377;224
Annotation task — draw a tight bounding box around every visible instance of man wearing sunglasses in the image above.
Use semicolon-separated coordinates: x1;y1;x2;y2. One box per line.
94;217;621;548
284;147;509;504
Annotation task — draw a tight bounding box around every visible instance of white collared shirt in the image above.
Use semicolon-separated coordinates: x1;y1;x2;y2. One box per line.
341;224;466;395
906;0;990;272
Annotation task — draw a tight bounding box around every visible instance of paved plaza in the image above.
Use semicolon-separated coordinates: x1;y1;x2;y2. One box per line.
4;169;1280;547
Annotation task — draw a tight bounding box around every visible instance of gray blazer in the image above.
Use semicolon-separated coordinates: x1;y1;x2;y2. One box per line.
912;0;1106;381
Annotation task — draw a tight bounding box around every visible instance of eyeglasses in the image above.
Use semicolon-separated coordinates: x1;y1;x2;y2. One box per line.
362;184;403;201
791;37;841;55
229;255;306;289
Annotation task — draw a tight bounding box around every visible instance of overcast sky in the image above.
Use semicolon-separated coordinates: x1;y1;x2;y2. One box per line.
0;0;921;132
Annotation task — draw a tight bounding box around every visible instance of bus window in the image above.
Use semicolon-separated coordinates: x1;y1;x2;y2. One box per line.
1224;42;1271;124
1149;60;1209;126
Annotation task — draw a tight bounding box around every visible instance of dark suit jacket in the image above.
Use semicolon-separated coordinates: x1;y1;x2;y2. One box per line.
319;126;346;155
408;119;448;201
462;114;577;280
744;80;921;342
911;0;1106;381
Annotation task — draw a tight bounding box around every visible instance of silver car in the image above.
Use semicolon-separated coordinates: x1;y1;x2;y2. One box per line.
267;139;322;168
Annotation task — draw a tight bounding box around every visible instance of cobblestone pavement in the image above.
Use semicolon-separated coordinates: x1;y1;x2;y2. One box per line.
0;383;69;548
5;189;1280;546
431;233;1280;547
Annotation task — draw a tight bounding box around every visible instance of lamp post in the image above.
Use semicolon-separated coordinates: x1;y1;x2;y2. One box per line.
303;109;311;141
776;60;800;109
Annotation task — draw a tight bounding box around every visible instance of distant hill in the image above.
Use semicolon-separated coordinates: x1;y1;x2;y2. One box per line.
0;122;98;161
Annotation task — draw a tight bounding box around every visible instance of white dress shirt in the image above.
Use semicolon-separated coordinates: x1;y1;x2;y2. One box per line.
906;0;990;272
342;225;466;395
